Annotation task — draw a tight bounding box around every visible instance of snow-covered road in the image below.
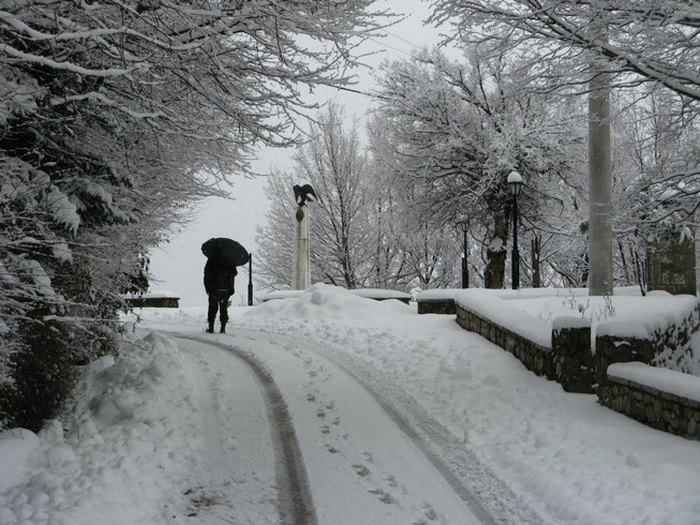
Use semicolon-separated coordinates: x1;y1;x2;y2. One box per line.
169;336;302;525
2;285;699;525
173;331;487;524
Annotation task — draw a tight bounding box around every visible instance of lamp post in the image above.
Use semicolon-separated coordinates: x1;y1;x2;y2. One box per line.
460;219;469;288
247;253;253;306
507;171;523;290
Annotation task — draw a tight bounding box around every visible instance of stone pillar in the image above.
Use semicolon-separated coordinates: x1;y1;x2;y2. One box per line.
292;206;311;290
647;235;697;295
552;317;593;393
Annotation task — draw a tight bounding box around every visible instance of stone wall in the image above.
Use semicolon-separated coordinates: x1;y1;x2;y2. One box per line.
125;296;180;308
454;292;700;438
552;318;594;393
598;365;700;441
595;300;700;384
647;237;697;295
456;303;556;381
417;299;455;315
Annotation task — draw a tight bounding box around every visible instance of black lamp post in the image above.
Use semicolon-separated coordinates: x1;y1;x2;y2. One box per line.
460;219;469;288
507;171;523;290
247;253;253;306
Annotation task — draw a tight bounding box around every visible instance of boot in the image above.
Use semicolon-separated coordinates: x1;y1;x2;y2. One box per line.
206;321;214;333
219;323;226;334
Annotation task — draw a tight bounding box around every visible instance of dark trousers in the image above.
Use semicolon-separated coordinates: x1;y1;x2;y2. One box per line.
207;290;232;327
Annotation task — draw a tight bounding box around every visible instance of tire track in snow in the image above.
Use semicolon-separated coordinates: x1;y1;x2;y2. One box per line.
174;334;318;525
246;328;550;525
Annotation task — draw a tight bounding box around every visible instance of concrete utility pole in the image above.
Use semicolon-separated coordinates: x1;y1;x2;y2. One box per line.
588;22;613;296
696;209;700;296
291;184;316;290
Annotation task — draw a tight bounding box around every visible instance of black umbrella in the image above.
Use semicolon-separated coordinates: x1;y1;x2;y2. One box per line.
201;238;250;267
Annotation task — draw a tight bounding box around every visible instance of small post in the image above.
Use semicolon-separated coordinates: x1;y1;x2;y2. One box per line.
248;254;253;306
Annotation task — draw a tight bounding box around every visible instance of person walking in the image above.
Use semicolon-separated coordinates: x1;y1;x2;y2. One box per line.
203;259;237;333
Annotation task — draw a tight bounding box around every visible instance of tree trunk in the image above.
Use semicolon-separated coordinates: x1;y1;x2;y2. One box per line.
531;236;541;288
484;210;507;288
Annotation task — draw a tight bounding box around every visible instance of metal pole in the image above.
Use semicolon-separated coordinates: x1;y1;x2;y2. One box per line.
247;253;253;306
512;196;520;290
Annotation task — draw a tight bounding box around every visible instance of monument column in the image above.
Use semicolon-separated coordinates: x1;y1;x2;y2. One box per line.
291;184;317;290
292;206;311;290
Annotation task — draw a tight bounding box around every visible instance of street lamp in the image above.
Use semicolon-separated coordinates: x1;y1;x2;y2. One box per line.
247;253;253;306
507;171;523;290
459;218;470;288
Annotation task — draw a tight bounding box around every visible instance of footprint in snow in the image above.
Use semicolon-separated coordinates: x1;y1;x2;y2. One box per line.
418;502;439;522
352;464;370;477
383;474;398;488
368;488;394;504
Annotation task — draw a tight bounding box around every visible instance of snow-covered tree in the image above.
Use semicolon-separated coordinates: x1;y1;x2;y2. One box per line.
429;0;700;104
256;103;375;290
372;47;587;288
429;0;700;293
0;1;387;429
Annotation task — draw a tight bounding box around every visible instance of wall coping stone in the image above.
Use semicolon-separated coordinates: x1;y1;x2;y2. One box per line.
608;362;700;404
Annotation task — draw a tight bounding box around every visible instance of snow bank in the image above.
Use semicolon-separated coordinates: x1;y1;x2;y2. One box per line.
234;287;700;524
262;290;303;301
262;286;411;303
124;290;180;299
352;288;411;300
0;331;200;525
596;295;699;340
253;284;412;323
0;429;39;495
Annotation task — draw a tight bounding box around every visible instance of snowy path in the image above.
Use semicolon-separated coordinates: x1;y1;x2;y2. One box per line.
172;336;315;525
230;328;544;525
6;288;698;524
172;331;486;525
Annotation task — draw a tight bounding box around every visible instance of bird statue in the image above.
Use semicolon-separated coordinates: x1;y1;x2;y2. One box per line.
293;184;317;207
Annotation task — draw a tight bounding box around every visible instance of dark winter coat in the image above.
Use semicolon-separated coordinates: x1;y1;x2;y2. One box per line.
203;260;237;295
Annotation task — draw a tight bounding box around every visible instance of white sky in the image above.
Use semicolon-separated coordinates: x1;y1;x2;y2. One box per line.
147;0;448;307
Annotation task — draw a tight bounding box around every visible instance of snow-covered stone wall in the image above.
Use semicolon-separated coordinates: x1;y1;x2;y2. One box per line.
455;297;557;382
595;297;700;380
599;363;700;441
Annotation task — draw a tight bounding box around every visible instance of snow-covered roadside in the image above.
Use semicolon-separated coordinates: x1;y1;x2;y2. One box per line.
136;285;700;524
235;286;700;524
0;331;280;525
0;332;194;524
2;284;699;525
